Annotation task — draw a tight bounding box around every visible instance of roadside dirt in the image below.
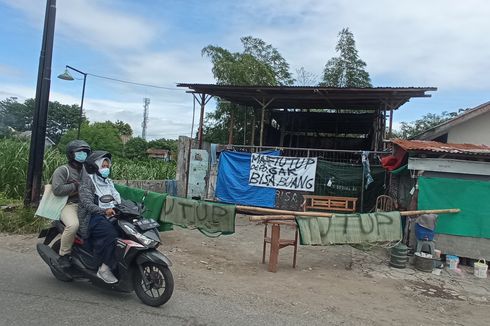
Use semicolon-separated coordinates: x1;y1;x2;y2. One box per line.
1;214;489;325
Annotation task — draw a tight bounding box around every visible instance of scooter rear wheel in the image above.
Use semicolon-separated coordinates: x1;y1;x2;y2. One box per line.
133;263;174;307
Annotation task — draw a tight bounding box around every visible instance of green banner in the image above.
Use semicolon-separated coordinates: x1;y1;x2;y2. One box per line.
161;196;236;236
296;212;402;245
114;183;173;231
418;176;490;238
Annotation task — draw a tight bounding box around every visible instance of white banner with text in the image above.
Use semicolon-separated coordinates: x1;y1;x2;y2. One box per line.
249;154;317;192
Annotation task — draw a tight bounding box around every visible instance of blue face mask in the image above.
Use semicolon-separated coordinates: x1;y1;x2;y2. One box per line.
99;167;110;178
74;151;87;163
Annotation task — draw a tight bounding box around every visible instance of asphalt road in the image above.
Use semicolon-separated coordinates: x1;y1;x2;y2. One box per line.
0;246;327;326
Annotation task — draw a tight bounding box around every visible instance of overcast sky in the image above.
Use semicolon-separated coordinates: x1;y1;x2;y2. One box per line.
1;0;489;139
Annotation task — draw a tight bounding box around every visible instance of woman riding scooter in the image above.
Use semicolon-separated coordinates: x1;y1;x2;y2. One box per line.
78;150;121;284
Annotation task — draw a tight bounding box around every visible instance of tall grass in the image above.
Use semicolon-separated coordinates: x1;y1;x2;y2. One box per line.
0;207;50;233
0;138;176;200
111;158;176;180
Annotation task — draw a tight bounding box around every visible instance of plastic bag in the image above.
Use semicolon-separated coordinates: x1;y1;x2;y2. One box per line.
35;184;68;220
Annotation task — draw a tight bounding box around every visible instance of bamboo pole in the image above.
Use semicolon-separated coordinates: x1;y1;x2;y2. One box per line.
400;208;460;216
237;205;334;217
249;215;296;222
245;208;461;222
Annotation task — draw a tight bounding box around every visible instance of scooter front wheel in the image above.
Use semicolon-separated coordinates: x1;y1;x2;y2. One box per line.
133;263;174;307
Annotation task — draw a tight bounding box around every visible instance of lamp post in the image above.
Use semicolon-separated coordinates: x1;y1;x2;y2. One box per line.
58;65;87;139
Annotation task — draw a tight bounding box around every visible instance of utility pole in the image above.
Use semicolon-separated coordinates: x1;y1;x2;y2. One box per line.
24;0;57;206
142;98;150;140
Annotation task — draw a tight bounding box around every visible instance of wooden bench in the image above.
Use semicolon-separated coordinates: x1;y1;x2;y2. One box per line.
302;195;358;213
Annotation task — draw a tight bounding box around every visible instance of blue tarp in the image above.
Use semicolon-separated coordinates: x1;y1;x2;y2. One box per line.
215;150;279;208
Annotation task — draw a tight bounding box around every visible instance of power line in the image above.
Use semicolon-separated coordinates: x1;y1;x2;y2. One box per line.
85;72;182;91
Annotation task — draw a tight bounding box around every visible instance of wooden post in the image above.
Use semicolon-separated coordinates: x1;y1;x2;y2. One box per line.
388;108;393;138
251;110;256;146
228;106;235;145
269;224;280;272
195;93;213;149
197;93;205;149
259;106;265;147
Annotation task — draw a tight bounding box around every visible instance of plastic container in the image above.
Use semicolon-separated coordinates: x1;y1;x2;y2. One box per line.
446;255;459;270
474;259;488;279
434;249;441;259
415;223;434;241
390;244;409;269
414;252;434;272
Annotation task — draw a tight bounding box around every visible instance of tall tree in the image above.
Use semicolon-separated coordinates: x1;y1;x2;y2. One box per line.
322;28;372;87
202;36;293;144
0;97;84;143
124;137;148;159
113;120;133;137
58;121;123;156
295;67;319;86
148;138;178;153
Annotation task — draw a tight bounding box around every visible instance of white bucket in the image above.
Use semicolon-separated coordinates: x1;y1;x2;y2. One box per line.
474;259;488;279
447;255;459;270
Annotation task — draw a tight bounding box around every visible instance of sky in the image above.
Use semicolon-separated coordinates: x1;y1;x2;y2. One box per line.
0;0;489;140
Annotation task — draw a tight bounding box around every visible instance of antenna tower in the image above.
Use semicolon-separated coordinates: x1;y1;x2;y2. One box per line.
142;97;150;140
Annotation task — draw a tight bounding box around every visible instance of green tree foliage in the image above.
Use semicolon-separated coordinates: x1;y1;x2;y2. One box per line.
0;97;84;143
58;121;123;156
201;36;293;144
394;110;464;139
112;120;133;136
124;137;148;159
322;28;372;87
148;138;178;153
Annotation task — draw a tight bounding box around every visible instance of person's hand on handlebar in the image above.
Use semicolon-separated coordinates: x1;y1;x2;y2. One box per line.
105;208;116;217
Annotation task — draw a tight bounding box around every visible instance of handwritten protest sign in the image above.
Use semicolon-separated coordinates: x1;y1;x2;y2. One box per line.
249;154;317;192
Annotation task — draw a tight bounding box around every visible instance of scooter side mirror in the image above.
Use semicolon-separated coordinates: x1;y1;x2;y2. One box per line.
99;194;115;203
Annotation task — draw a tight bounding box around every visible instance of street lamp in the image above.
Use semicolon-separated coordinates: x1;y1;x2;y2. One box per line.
58;65;87;139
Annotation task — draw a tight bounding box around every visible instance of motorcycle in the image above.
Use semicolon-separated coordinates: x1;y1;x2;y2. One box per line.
36;195;174;307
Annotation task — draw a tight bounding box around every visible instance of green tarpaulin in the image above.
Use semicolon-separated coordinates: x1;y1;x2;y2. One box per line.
315;160;386;212
161;196;236;236
296;211;402;245
114;183;173;231
418;176;490;239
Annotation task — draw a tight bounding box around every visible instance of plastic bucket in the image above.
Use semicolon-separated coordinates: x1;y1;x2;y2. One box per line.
415;223;435;241
446;255;459;270
474;259;488;279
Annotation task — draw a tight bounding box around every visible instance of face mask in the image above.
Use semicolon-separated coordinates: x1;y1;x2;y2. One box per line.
74;151;87;163
99;167;110;178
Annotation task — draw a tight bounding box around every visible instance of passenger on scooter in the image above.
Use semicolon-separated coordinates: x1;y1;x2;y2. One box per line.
78;150;121;284
52;140;91;269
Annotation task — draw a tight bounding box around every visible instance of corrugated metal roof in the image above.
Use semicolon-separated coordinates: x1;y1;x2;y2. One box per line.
392;139;490;155
176;84;436;110
177;83;436;90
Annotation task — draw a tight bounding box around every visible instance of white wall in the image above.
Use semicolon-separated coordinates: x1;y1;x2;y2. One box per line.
447;111;490;146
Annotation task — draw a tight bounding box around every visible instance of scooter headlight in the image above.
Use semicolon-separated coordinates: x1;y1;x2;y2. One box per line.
122;223;156;247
